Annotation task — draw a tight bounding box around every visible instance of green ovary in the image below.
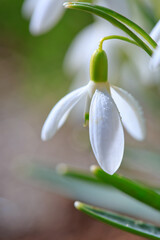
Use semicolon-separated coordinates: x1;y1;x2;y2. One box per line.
90;49;108;83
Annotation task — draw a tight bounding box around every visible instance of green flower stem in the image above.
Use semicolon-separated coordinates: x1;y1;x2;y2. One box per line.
98;35;139;51
91;166;160;212
64;2;153;56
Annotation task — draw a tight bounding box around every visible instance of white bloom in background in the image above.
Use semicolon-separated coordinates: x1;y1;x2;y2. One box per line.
41;49;145;175
150;20;160;42
22;0;40;19
22;0;65;35
124;46;160;87
149;20;160;70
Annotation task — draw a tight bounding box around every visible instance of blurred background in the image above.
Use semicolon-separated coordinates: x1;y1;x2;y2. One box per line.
1;0;160;239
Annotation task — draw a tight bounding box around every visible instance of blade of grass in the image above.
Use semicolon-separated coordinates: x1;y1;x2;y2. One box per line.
75;201;160;240
64;2;154;56
91;165;160;212
64;2;156;49
18;162;160;223
56;163;104;184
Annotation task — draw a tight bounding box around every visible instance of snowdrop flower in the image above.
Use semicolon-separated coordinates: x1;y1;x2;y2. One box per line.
41;48;145;175
149;20;160;70
22;0;65;35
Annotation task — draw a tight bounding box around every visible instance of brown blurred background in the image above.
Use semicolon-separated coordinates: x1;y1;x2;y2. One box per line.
1;0;160;239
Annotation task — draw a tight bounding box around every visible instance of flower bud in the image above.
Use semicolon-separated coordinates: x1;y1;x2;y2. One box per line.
90;49;108;82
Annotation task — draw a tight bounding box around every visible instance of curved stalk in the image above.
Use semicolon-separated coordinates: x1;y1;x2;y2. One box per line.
98;35;139;51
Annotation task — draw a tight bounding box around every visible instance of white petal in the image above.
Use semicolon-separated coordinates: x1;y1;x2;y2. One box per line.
111;86;145;141
22;0;39;19
89;90;124;175
150;20;160;42
68;70;89;125
150;41;160;70
41;86;87;141
29;0;65;35
57;109;70;130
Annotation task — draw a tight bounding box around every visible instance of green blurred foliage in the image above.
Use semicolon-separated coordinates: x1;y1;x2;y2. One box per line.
0;0;92;100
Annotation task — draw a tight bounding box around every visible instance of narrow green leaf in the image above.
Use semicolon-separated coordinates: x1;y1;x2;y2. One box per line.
57;164;160;211
96;4;157;48
20;163;160;223
56;163;102;184
75;201;160;239
91;166;160;211
64;2;153;55
64;2;156;48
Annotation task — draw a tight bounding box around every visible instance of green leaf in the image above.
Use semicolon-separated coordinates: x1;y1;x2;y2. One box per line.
20;163;160;223
64;2;156;48
56;163;102;184
91;166;160;211
74;201;160;240
96;4;156;47
57;164;160;211
64;2;154;55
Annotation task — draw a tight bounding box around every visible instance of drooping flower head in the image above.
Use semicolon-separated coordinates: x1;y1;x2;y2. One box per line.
41;46;145;175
